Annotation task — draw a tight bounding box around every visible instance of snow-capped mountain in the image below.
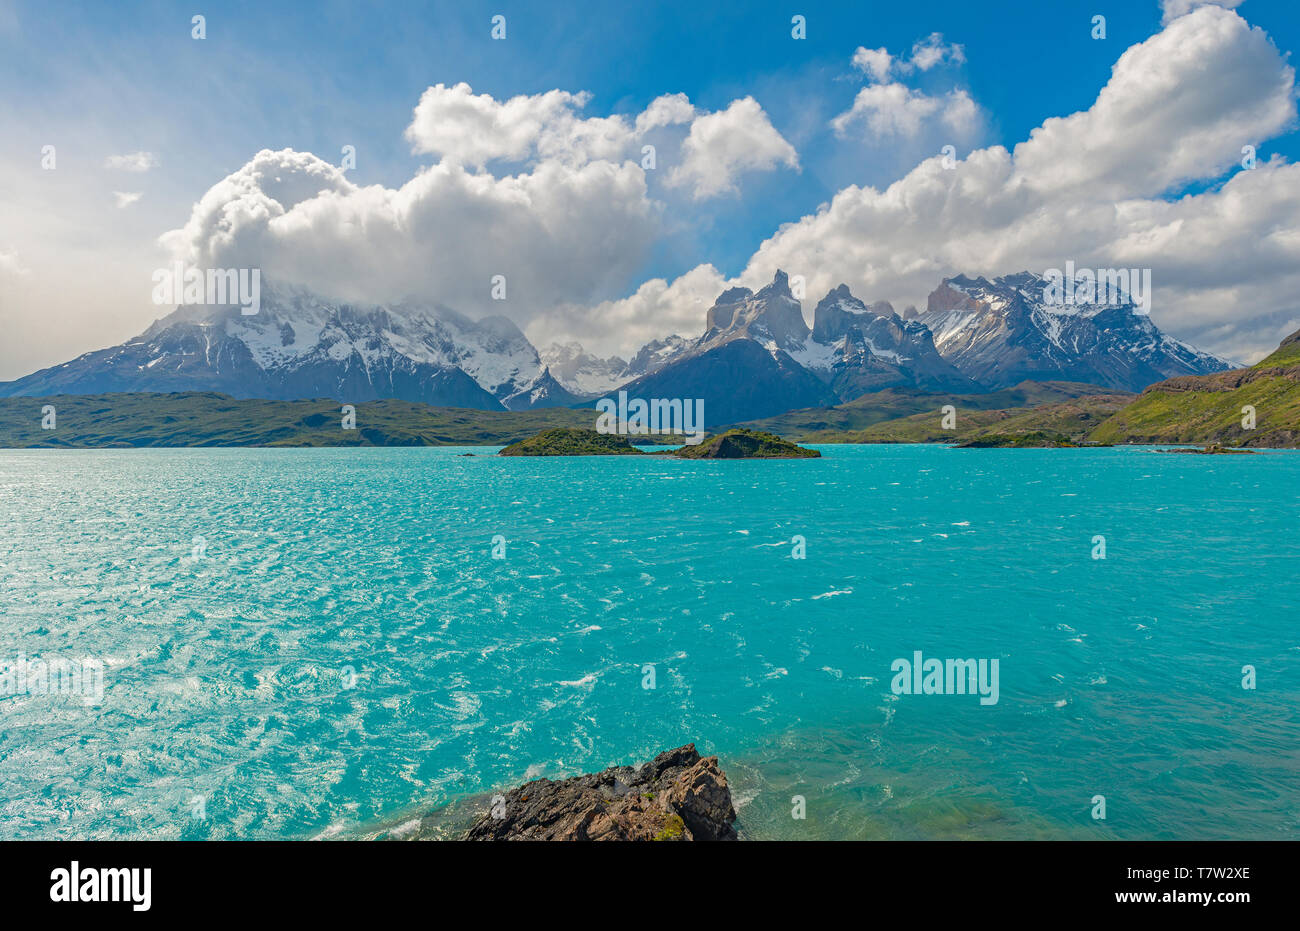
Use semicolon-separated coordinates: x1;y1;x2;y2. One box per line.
639;272;977;414
539;336;692;397
623;335;693;381
0;281;574;410
538;342;630;396
912;272;1232;391
599;271;982;425
697;271;812;355
589;269;1232;425
499;366;581;410
796;284;978;395
692;270;975;397
0;270;1235;423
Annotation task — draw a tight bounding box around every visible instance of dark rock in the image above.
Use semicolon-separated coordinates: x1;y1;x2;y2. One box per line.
463;744;738;841
1158;443;1256;455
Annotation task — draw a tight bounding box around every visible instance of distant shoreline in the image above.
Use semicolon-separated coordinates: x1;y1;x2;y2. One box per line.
1;390;1295;450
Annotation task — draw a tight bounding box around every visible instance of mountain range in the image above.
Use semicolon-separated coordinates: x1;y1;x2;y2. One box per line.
0;270;1234;425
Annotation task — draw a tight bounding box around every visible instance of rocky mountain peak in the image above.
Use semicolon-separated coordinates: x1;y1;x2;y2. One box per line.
755;268;793;299
915;271;1231;391
700;270;809;353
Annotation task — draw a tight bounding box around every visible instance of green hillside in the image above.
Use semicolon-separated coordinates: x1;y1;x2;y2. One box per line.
734;381;1122;441
0;393;600;448
834;394;1130;444
1091;328;1300;448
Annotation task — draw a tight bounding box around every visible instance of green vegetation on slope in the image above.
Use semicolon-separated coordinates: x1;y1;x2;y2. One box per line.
832;394;1130;444
498;428;643;456
956;432;1080;448
498;427;820;459
672;428;820;459
1091;328;1300;448
734;381;1124;441
0;393;605;448
1258;330;1300;367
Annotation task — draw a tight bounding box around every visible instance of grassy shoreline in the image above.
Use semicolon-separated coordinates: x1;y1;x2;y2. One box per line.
1;386;1294;450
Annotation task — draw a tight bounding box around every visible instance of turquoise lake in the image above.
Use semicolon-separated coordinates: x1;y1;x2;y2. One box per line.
0;445;1297;840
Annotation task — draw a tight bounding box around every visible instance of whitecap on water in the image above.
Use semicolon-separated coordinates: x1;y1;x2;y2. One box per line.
812;588;852;600
558;673;598;689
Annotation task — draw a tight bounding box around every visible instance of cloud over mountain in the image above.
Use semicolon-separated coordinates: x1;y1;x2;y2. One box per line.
734;5;1300;362
109;6;1300;370
156;86;798;344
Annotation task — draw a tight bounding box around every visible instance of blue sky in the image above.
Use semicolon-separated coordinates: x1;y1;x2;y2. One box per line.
2;0;1300;376
14;0;1297;274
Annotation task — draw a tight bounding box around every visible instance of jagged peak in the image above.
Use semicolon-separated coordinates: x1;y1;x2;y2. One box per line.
713;286;753;305
754;269;794;300
814;283;863;312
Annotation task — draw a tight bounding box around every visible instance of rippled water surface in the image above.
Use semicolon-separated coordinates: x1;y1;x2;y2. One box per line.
1;445;1297;839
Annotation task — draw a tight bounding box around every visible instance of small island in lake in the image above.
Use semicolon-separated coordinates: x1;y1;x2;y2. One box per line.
1158;443;1257;455
498;427;820;459
955;431;1084;448
498;428;645;456
673;428;821;459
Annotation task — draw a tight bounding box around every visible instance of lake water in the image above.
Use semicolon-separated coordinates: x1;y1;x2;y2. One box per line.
1;445;1297;840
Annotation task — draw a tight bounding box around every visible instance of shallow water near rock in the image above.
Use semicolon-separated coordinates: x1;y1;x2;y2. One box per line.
1;445;1297;840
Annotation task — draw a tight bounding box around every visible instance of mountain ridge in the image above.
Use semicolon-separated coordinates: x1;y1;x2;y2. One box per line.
0;270;1235;428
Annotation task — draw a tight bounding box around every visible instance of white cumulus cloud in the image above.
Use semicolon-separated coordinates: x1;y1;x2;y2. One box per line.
158;83;799;347
159;147;657;320
404;83;633;168
730;5;1299;362
832;84;980;140
635;93;697;133
667;97;799;199
851;47;893;82
906;32;966;71
528;263;728;358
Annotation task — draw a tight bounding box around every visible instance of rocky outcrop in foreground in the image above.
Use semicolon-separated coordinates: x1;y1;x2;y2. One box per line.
464;744;737;841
